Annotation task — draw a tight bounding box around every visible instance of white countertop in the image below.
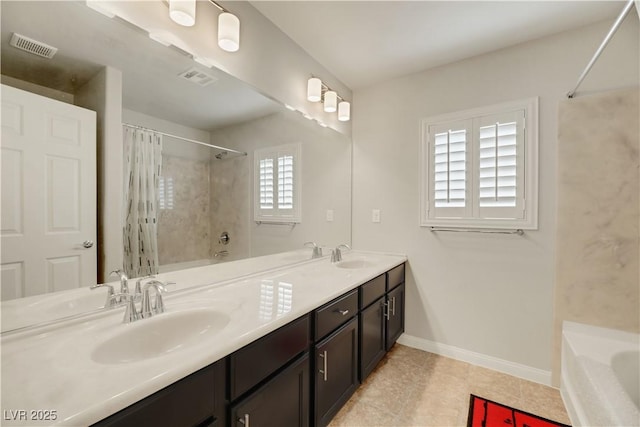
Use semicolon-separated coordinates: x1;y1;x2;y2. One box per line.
1;249;326;332
0;250;406;426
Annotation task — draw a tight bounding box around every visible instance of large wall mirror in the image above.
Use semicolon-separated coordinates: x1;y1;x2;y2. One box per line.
0;1;352;331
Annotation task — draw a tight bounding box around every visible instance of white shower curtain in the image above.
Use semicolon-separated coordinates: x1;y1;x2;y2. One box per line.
123;126;163;278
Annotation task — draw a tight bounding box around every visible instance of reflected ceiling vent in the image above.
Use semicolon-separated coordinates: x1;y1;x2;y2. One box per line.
9;33;58;59
178;67;218;87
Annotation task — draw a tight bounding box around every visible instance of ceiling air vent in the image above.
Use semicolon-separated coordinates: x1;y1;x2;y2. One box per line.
9;33;58;59
178;67;218;87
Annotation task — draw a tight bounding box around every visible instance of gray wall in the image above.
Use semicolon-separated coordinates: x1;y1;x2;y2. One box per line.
351;18;639;384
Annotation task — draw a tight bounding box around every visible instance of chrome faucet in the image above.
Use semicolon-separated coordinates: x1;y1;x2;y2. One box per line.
331;244;351;263
304;241;323;259
141;280;169;319
135;275;156;302
112;280;172;323
109;269;129;297
117;293;140;324
90;283;117;309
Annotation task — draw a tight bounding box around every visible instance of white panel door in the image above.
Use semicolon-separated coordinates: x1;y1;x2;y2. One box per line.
1;84;96;300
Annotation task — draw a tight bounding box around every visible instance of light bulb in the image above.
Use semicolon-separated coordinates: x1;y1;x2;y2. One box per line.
338;101;350;121
324;91;337;113
307;78;322;102
218;12;240;52
169;0;196;26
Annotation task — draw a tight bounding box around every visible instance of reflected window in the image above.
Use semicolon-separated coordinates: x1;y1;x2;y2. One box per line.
158;176;174;210
254;144;301;223
259;280;293;321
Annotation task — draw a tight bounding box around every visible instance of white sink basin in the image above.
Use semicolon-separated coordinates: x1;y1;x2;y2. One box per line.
91;308;230;364
335;258;374;269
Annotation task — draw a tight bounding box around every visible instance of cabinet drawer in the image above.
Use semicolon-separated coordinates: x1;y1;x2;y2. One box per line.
230;315;310;400
315;290;358;340
359;274;385;309
386;263;405;291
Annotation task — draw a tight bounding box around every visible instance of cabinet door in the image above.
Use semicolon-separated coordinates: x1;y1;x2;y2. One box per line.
385;283;405;351
91;359;226;427
315;317;359;427
231;354;310;427
359;296;386;381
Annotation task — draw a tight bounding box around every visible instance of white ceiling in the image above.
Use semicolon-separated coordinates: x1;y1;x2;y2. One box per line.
251;1;623;90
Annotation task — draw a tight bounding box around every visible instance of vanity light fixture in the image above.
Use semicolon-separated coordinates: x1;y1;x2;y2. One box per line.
167;0;240;52
306;77;351;121
324;91;337;113
208;0;240;52
307;77;322;102
169;0;196;26
338;101;350;121
218;12;240;52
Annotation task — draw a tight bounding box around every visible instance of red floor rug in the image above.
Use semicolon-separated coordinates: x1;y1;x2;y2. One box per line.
467;395;571;427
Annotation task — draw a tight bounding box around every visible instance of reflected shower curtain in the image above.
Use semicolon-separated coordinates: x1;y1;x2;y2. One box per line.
123;126;163;278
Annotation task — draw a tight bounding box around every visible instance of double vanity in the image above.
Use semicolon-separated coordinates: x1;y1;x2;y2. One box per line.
1;250;406;427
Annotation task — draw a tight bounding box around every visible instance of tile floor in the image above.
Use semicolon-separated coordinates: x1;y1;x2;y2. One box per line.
328;344;571;427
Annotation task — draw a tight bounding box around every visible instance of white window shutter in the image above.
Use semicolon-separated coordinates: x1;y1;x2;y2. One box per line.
254;144;301;223
475;110;525;220
259;157;274;210
420;97;538;229
427;120;471;220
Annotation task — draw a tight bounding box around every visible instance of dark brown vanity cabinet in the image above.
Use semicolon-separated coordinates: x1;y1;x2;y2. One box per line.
385;282;405;351
230;354;310;427
91;358;226;427
359;264;406;382
228;315;311;427
93;263;405;427
358;274;387;381
314;318;359;427
385;264;406;351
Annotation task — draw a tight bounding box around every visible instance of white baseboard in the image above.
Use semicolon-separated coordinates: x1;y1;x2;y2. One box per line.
397;334;552;386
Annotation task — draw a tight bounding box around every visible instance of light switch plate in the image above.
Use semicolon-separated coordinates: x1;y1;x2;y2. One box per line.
326;209;334;222
372;209;381;223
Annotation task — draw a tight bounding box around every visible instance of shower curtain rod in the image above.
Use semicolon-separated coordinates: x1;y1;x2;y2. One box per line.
567;0;635;98
122;123;247;157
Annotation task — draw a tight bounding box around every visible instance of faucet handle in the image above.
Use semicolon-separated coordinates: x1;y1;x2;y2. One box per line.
114;293;139;323
304;242;323;258
135;276;156;300
337;243;351;251
90;283;117;308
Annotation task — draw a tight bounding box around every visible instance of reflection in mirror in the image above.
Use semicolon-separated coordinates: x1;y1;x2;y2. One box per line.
0;1;351;331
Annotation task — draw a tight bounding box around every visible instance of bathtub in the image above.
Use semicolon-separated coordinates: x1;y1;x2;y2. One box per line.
561;321;640;427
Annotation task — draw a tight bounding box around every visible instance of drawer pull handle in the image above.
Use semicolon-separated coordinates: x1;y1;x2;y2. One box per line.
238;414;250;427
391;296;396;316
319;350;328;381
336;309;349;316
383;301;390;320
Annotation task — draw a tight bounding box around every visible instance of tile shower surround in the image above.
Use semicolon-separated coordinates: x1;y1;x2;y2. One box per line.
553;87;639;382
157;154;212;265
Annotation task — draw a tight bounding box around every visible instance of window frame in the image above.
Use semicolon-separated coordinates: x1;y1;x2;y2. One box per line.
420;97;539;230
254;143;302;223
